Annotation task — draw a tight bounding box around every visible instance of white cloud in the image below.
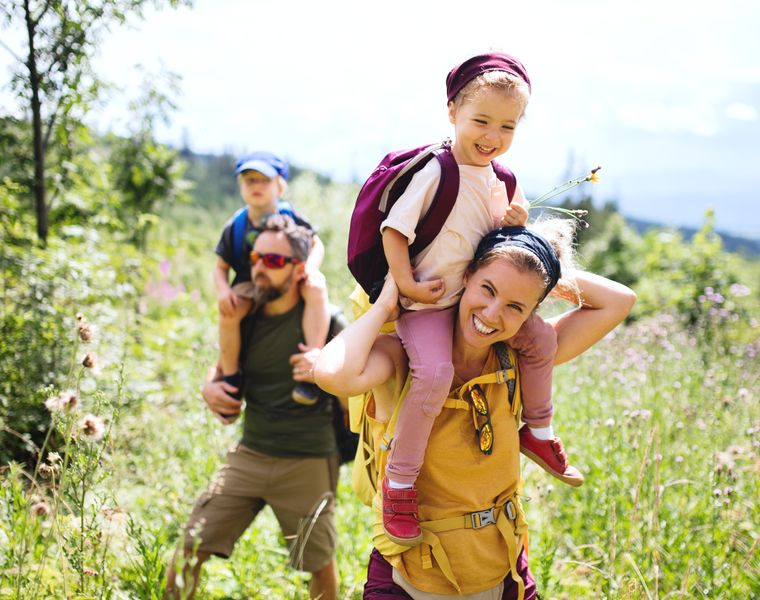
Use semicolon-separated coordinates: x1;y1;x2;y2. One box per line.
617;102;719;136
724;102;758;121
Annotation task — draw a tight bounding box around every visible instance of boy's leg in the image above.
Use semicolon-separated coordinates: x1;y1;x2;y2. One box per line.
218;296;253;399
293;270;330;405
509;313;583;487
383;307;455;545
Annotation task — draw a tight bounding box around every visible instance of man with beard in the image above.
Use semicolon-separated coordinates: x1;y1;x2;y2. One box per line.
165;215;344;600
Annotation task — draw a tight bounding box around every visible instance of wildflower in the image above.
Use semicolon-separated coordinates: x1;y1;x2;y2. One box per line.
675;455;684;463
47;451;61;464
604;418;616;427
38;463;53;478
45;394;66;413
31;500;51;517
79;414;105;441
82;352;97;369
729;283;750;297
527;166;601;223
78;322;94;342
83;567;98;577
44;390;78;413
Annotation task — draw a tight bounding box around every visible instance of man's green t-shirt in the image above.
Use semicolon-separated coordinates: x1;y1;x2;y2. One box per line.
240;301;344;458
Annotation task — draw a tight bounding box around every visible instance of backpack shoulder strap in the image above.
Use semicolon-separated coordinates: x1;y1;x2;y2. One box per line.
230;206;249;274
408;141;460;257
491;162;517;202
277;200;296;218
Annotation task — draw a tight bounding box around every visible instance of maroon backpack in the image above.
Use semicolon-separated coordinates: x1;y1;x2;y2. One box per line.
347;140;517;302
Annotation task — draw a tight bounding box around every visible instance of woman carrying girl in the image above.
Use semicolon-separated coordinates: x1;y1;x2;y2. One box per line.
368;52;581;545
316;220;636;598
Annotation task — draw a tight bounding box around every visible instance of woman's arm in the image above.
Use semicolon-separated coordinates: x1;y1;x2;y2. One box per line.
549;271;636;365
315;277;401;398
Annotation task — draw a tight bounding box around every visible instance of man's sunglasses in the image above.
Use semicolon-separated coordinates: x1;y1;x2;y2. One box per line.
249;251;302;269
464;384;494;455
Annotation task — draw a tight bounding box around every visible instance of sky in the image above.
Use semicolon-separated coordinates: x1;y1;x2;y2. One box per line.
2;0;760;237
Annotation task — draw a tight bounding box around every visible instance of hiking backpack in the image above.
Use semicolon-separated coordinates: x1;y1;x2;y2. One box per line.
229;201;297;275
347;140;517;302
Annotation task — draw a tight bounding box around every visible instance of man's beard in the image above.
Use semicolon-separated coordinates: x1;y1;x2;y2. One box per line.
250;273;292;306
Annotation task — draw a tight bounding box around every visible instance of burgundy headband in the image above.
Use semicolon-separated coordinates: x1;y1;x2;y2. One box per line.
445;52;531;103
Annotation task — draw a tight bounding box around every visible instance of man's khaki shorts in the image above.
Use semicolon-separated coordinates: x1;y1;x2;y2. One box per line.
182;443;339;572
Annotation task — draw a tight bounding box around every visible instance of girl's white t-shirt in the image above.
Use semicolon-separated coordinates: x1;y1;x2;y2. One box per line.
380;158;523;311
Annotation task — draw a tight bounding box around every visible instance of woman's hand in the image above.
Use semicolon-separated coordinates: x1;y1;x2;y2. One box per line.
376;275;401;321
290;343;321;382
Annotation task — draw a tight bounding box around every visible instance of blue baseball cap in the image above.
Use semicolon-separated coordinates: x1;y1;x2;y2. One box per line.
234;151;289;180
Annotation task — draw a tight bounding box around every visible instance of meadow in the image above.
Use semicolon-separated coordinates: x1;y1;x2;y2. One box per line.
1;170;759;599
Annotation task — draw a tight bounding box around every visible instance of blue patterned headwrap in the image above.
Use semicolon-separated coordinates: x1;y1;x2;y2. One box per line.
474;226;561;302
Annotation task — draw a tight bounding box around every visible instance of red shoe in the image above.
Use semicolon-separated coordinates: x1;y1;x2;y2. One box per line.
519;427;584;487
381;477;423;546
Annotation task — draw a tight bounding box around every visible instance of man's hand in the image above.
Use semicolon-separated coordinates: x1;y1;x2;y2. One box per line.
202;379;242;424
501;197;529;227
290;343;321;382
217;287;239;317
299;269;328;305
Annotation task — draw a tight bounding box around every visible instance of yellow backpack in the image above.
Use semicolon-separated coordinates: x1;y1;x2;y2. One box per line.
348;340;519;508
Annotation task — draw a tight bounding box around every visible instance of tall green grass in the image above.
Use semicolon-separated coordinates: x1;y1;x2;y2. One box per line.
1;178;758;598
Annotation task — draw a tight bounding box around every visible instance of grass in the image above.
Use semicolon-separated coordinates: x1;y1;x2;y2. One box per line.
1;197;759;598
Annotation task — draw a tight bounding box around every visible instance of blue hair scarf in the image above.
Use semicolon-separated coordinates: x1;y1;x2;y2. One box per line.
474;226;561;302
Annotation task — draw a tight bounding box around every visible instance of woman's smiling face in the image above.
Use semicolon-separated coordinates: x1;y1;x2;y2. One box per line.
457;258;545;351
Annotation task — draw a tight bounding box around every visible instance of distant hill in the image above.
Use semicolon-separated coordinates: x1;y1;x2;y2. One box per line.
178;150;760;256
626;217;760;256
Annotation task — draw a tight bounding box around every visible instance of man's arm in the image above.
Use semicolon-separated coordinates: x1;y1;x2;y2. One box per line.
201;365;243;424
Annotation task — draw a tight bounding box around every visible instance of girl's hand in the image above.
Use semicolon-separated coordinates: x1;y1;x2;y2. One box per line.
398;276;445;305
218;287;239;317
502;197;529;226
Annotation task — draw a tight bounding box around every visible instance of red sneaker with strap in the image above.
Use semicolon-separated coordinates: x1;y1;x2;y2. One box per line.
519;427;584;487
381;477;423;546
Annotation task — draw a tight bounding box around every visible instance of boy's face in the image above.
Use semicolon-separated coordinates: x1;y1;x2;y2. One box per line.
447;87;523;167
238;170;280;212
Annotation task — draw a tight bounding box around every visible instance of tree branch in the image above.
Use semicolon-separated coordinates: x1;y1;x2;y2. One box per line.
0;38;24;63
30;0;55;29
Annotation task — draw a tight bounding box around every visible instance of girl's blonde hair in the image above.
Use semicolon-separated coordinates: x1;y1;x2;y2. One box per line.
451;70;531;117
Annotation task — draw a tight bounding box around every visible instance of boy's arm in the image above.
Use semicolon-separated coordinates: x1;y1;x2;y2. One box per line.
382;228;444;304
214;257;238;315
304;233;325;273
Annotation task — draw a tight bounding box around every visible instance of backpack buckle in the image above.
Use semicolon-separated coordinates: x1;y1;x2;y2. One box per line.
504;500;517;521
469;507;496;529
495;369;509;384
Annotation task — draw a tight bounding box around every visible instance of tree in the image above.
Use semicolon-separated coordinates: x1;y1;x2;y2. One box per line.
0;0;188;244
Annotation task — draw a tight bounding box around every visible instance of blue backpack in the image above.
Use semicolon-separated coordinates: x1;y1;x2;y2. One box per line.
347;140;516;302
229;201;297;275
